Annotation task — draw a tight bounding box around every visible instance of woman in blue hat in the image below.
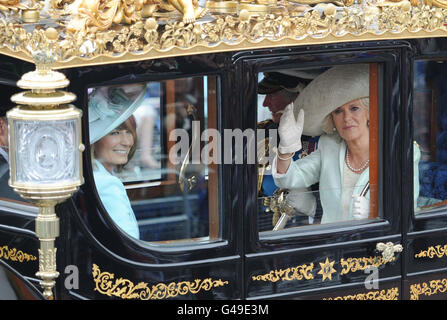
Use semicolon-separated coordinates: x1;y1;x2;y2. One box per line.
89;84;147;239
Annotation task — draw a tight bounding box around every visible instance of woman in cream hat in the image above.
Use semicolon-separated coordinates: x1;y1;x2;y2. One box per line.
273;64;372;223
89;83;147;239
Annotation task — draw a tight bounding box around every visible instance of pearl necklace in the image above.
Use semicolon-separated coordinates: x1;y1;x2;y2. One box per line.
346;149;369;173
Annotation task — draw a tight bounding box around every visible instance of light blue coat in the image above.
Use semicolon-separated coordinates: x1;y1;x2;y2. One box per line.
93;161;140;239
273;134;369;224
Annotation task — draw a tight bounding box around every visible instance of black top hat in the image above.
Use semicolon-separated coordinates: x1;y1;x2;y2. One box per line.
258;72;313;95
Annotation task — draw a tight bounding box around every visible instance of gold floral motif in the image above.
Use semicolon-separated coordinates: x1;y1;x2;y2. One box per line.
92;264;229;300
324;287;399;300
410;278;447;300
0;245;37;263
0;3;445;68
414;244;447;259
252;254;396;284
251;263;314;282
340;255;394;275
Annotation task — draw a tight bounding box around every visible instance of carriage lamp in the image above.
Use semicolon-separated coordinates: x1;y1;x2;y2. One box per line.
7;50;84;299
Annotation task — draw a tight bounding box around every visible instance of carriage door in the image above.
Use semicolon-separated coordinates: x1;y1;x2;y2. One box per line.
240;44;408;300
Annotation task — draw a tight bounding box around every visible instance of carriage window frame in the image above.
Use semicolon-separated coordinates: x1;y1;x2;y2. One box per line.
87;74;224;246
253;60;387;240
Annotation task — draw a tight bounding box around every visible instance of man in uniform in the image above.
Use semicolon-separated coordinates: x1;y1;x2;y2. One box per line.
257;71;322;228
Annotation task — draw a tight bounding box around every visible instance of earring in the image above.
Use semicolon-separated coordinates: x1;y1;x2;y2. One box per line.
333;127;336;132
367;120;370;127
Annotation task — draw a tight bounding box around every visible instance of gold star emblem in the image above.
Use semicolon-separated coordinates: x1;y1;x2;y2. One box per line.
318;258;337;281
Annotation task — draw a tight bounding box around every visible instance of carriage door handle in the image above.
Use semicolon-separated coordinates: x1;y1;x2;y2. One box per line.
376;242;403;262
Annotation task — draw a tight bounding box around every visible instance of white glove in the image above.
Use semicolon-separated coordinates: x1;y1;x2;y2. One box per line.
286;188;316;218
352;195;370;220
278;103;304;154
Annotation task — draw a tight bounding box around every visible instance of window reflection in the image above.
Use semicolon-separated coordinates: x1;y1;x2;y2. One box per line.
89;76;220;243
414;60;447;213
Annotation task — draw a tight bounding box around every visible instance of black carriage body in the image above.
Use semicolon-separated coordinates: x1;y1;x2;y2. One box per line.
1;38;447;300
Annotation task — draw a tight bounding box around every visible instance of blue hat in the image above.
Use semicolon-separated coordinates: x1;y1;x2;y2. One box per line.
88;84;147;144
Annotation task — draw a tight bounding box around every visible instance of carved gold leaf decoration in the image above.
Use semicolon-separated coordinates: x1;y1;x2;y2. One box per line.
414;244;447;259
0;3;446;68
252;255;396;284
92;263;229;300
0;245;37;263
324;287;399;300
410;278;447;300
340;255;394;275
251;263;314;282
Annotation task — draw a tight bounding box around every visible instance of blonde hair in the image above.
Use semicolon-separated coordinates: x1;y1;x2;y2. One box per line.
321;97;369;135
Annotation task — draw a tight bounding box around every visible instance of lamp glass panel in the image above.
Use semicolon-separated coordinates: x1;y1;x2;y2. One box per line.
13;119;80;185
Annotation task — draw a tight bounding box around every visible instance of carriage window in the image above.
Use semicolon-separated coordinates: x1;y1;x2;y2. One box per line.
414;60;447;214
256;64;379;233
89;76;220;243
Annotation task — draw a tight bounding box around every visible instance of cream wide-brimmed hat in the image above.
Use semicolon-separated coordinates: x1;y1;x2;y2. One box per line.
88;83;147;144
293;64;370;137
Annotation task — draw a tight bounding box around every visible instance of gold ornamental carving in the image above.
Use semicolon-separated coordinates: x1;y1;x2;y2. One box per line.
414;244;447;259
410;278;447;300
0;2;446;68
92;264;229;300
251;263;314;282
318;257;336;281
252;255;395;283
0;245;37;263
323;287;399;300
340;256;395;275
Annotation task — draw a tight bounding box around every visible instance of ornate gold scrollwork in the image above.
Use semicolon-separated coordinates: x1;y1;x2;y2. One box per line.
0;2;445;68
251;263;314;282
410;278;447;300
340;256;395;275
92;264;229;300
324;287;399;300
252;255;395;283
415;244;447;259
0;245;37;263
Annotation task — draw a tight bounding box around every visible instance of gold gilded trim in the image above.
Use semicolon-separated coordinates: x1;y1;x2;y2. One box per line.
410;278;447;300
318;258;337;281
252;255;394;283
251;263;314;282
415;244;447;259
323;287;399;300
92;264;229;300
0;245;37;263
0;4;446;69
340;256;395;275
